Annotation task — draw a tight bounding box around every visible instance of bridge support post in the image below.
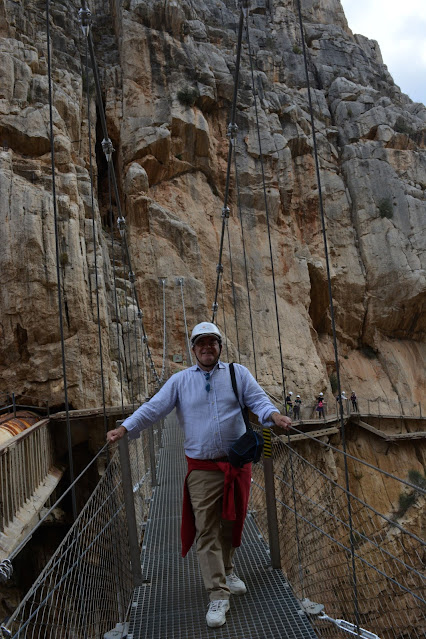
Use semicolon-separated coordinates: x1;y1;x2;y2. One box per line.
157;418;164;449
148;425;158;487
118;437;143;587
262;428;281;569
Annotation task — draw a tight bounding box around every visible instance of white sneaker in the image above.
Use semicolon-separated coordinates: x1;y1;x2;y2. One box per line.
226;572;247;595
206;599;230;628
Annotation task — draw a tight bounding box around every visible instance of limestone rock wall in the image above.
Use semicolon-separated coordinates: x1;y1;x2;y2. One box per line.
0;0;123;406
0;0;425;410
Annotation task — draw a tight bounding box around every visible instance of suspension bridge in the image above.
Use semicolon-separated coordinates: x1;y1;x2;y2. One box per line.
0;1;424;638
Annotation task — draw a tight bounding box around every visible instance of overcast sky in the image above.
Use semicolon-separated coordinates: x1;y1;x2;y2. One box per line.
340;0;426;105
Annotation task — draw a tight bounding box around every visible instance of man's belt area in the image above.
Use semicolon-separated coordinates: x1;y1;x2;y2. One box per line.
204;456;229;463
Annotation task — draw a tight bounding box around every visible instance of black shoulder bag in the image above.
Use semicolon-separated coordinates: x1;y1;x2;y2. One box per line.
228;363;264;468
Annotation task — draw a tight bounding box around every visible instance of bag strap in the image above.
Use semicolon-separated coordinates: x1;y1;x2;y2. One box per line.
229;363;252;432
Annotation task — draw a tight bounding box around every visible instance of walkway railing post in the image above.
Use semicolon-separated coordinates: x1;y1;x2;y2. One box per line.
12;393;16;418
157;418;164;449
118;436;143;587
262;428;281;569
148;424;158;487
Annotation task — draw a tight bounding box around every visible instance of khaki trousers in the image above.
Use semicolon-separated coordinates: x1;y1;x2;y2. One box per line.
187;469;236;601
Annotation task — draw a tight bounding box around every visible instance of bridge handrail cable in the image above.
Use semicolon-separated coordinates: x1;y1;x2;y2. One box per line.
249;426;425;639
1;422;163;637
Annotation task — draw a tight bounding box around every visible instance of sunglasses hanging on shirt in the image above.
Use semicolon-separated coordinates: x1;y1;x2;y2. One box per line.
204;372;211;392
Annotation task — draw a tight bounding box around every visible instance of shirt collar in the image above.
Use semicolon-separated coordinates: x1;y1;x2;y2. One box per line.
190;360;226;373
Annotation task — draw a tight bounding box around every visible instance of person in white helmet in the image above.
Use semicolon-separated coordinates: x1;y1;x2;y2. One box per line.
107;321;291;628
316;392;325;419
335;390;348;417
293;394;302;420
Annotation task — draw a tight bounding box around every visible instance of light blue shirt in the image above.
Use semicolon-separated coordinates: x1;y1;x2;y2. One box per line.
122;361;278;459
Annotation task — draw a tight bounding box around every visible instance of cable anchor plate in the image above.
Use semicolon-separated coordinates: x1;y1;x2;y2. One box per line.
78;7;92;37
117;216;126;236
319;613;381;639
227;122;238;138
0;560;13;584
102;137;114;162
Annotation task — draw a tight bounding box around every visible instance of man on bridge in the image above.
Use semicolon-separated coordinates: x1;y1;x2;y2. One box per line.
107;321;291;628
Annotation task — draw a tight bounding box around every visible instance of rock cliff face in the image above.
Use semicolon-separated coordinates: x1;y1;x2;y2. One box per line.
0;0;425;409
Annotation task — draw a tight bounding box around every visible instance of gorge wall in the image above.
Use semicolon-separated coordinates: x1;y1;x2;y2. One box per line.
0;0;425;410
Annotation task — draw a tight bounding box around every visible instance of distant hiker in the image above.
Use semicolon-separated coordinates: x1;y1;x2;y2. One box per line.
336;391;348;415
285;391;293;416
293;395;302;419
351;391;358;412
316;393;325;419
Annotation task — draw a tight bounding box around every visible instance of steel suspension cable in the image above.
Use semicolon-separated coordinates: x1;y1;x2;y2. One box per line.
78;2;163;389
108;170;125;417
286;422;426;496
118;217;162;389
140;327;149;398
177;278;193;366
275;470;426;585
233;145;258;377
271;433;426;560
46;0;76;520
226;224;241;362
244;12;307;593
159;278;167;383
132;300;143;403
245;17;287;408
211;5;245;323
8;442;108;562
8;503;126;639
295;0;360;628
262;487;426;607
120;239;135;408
82;33;109;444
220;278;229;360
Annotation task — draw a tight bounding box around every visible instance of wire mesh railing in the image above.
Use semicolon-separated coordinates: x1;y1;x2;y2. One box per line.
249;426;426;639
1;422;162;639
2;414;424;639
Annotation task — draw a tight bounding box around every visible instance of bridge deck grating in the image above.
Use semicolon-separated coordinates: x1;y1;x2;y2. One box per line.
128;414;318;639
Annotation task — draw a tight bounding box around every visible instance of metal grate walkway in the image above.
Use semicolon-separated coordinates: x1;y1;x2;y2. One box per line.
128;414;318;639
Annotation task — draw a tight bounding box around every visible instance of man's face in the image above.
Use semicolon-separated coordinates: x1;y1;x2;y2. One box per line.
192;335;220;369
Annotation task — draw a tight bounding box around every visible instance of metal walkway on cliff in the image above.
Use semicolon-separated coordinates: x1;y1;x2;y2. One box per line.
1;1;425;638
128;415;317;639
2;408;425;639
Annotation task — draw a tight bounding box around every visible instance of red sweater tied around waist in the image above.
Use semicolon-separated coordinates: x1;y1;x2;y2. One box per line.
181;456;252;557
